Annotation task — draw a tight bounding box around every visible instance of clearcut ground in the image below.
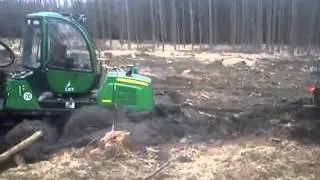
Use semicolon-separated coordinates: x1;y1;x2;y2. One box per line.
1;43;320;180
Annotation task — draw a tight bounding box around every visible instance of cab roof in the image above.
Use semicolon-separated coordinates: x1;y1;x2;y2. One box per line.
27;12;65;18
27;12;78;23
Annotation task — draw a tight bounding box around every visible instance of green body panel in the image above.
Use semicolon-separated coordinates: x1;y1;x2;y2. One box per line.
97;72;154;111
5;73;40;110
46;69;96;94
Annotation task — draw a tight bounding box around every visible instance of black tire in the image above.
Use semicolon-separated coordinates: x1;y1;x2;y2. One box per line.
61;105;115;141
4;120;58;162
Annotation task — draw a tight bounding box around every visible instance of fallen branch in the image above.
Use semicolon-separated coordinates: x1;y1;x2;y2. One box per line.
142;149;195;180
0;131;43;164
143;160;171;180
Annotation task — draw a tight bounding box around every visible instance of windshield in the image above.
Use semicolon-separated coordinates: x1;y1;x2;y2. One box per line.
21;19;42;69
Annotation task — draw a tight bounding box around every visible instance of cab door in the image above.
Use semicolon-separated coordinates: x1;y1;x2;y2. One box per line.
45;18;96;94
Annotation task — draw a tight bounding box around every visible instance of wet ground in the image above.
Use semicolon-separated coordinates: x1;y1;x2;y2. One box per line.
106;51;320;145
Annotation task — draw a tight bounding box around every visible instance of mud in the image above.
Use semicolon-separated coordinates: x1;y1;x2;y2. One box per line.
53;53;320;149
109;54;320;145
61;105;115;141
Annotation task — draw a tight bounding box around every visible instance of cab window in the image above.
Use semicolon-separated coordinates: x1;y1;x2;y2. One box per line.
47;18;92;72
21;19;42;69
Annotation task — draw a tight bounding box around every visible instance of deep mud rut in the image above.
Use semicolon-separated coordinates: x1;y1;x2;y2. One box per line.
2;51;320;178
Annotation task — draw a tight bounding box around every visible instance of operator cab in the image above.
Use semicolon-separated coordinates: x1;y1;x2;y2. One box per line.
16;12;101;109
22;18;92;71
20;12;100;95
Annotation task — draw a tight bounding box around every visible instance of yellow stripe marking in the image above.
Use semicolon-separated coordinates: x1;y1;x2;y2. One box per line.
102;99;112;103
116;77;149;87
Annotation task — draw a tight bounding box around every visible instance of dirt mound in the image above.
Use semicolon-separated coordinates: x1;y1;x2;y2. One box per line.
61;105;115;141
228;97;320;144
110;97;320;147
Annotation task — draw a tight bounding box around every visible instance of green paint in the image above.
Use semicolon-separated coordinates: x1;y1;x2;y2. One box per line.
46;69;96;94
97;72;154;111
5;73;40;110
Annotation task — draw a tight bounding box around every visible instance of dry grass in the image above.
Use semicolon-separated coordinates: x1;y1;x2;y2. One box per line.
166;139;320;180
1;137;320;180
98;43;278;68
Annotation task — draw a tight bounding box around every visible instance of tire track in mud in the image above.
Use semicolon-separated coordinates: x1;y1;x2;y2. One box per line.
143;94;320;146
103;57;320;146
0;97;317;171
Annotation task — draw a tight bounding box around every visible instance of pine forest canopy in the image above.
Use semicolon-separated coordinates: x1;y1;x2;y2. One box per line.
0;0;320;54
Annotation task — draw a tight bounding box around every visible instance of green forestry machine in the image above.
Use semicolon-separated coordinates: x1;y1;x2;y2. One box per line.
0;12;155;162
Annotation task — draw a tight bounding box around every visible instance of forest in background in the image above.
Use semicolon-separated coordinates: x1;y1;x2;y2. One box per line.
0;0;320;55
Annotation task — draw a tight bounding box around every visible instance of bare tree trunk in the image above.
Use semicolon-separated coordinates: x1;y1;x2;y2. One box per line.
124;0;131;49
251;1;257;48
97;0;106;49
271;0;277;53
158;0;165;51
134;3;139;48
139;6;145;46
236;0;242;44
182;4;186;48
154;0;160;48
91;1;99;44
119;0;125;47
150;0;156;43
189;0;194;51
266;0;272;52
257;0;263;48
177;18;180;50
241;0;246;46
231;0;237;45
213;0;217;45
244;0;249;47
162;0;167;45
107;0;113;47
307;1;317;55
171;0;177;50
290;0;296;56
198;0;202;49
63;0;68;8
208;0;213;47
277;0;284;53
